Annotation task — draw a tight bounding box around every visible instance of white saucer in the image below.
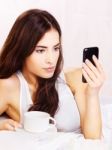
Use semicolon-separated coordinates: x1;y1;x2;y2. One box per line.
46;124;57;132
16;124;57;133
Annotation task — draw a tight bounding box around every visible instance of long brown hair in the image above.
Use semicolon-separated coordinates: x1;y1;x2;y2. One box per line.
0;9;63;116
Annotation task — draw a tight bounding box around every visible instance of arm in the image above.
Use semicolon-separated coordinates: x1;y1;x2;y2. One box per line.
64;56;105;139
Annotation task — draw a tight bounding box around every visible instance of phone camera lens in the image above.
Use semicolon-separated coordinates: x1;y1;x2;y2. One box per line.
85;49;88;51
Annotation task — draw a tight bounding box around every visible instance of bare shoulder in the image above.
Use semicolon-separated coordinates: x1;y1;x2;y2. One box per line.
64;67;86;94
0;74;19;101
0;74;20;118
64;67;82;81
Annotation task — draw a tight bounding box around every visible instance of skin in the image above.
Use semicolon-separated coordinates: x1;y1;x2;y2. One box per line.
64;57;105;139
0;29;105;139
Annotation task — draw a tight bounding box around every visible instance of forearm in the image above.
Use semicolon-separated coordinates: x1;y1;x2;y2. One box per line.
82;95;102;139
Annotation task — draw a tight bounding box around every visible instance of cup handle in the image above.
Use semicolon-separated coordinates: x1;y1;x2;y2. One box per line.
49;117;56;126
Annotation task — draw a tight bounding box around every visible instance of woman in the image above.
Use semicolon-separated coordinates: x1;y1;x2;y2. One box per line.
0;9;105;139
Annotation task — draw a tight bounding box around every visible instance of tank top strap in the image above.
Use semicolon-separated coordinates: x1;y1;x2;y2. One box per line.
16;71;32;123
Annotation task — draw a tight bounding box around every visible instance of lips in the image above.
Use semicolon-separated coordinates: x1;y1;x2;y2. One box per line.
44;66;55;73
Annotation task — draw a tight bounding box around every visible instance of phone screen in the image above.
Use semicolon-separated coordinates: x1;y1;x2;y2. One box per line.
82;47;99;83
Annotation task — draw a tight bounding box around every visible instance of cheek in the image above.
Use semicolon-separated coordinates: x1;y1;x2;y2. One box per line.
55;52;60;62
25;56;41;70
31;59;43;69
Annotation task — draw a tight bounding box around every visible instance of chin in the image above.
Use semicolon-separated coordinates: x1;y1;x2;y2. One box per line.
42;73;54;79
44;75;53;79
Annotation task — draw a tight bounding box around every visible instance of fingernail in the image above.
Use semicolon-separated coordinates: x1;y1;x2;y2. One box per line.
18;124;23;128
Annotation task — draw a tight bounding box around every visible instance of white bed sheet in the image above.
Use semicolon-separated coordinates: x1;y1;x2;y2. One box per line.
101;104;112;141
0;104;112;150
0;128;111;150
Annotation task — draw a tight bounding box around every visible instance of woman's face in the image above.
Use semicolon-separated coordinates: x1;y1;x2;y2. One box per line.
24;29;60;79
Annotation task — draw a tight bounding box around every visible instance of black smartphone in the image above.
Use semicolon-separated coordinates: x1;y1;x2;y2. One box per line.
82;47;99;83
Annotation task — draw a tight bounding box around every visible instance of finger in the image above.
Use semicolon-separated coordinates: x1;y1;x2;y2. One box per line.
82;67;94;86
82;62;98;82
82;68;102;88
82;62;105;89
92;55;106;80
8;119;21;129
14;121;22;128
85;58;105;83
5;123;15;131
85;59;101;79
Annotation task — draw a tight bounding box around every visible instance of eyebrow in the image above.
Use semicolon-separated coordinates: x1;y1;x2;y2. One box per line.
35;43;60;48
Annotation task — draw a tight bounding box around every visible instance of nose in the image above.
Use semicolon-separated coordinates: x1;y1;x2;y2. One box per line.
45;51;54;64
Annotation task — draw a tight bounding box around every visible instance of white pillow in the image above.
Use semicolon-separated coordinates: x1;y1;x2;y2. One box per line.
101;104;112;141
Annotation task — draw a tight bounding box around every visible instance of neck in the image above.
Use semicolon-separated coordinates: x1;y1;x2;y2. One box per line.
21;70;38;90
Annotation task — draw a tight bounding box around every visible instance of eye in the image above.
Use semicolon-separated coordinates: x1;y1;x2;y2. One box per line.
35;49;45;53
54;47;60;51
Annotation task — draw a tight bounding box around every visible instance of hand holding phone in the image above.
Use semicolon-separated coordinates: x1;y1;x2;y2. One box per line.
82;47;99;83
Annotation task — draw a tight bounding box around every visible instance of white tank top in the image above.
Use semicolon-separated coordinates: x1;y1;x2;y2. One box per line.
16;71;80;133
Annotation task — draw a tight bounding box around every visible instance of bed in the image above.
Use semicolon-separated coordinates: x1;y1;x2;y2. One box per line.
0;104;112;150
0;128;111;150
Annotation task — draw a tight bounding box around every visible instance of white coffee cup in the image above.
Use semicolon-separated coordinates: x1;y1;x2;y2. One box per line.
23;111;56;133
